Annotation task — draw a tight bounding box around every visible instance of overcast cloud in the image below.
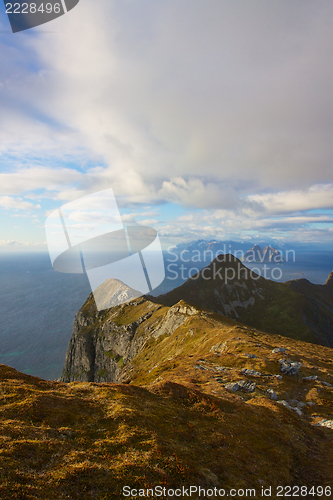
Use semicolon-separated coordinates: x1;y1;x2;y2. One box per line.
0;0;332;245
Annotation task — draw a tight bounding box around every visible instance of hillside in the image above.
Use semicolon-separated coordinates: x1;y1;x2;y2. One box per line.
154;255;333;347
1;295;333;497
3;265;333;497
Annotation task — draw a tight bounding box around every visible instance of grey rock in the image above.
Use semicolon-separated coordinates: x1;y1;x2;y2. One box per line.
277;400;293;410
313;419;333;429
224;382;239;392
302;375;318;382
60;297;192;383
277;400;303;416
195;364;216;372
272;347;287;354
237;380;256;392
241;368;261;377
244;353;257;359
210;341;229;353
278;358;302;376
92;279;142;311
320;381;332;387
266;389;277;400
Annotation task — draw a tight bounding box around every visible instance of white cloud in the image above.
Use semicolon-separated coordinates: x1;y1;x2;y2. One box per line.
1;1;332;190
159;177;241;209
0;239;46;247
0;196;40;210
0;0;333;245
0;168;83;196
249;185;333;214
138;218;159;226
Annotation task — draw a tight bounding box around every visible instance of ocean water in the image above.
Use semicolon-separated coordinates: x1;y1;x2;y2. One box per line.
244;251;333;284
0;250;332;381
0;253;91;380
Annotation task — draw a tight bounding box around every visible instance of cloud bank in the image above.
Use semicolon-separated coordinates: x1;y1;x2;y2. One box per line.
0;0;332;244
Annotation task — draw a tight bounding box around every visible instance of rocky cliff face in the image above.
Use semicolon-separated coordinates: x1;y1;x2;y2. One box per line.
62;256;333;383
61;294;198;383
60;288;333;435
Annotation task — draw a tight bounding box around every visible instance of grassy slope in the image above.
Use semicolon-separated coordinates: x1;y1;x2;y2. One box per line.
1;299;333;499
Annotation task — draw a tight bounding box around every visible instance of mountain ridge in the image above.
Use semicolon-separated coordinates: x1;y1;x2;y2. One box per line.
153;254;333;347
1;263;333;496
243;244;284;263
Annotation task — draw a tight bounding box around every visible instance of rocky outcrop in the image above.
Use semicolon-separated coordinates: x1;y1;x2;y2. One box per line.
61;296;198;383
61;256;333;386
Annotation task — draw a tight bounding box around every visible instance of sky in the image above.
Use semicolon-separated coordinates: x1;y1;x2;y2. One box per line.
0;0;332;251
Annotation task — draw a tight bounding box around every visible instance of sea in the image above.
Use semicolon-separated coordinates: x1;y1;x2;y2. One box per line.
0;250;332;381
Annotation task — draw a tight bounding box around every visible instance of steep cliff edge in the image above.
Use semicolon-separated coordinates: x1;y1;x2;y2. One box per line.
62;256;333;383
61;293;198;383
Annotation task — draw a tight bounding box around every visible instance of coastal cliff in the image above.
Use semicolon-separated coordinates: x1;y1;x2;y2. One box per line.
62;257;333;384
61;294;197;383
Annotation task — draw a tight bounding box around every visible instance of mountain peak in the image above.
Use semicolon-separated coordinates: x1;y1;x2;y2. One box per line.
154;257;333;347
92;278;142;310
243;244;284;263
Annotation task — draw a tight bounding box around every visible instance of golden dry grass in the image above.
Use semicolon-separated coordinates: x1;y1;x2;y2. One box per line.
1;299;333;498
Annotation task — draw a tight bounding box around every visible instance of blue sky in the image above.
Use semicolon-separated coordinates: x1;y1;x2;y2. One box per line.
0;0;333;252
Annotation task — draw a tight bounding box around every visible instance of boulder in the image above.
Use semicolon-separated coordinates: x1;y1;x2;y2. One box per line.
266;389;277;400
278;359;302;376
314;419;333;429
237;380;256;392
277;400;303;416
224;382;239;392
241;368;261;377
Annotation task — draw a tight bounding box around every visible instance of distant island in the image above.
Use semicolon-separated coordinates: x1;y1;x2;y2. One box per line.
243;244;285;263
168;239;287;264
